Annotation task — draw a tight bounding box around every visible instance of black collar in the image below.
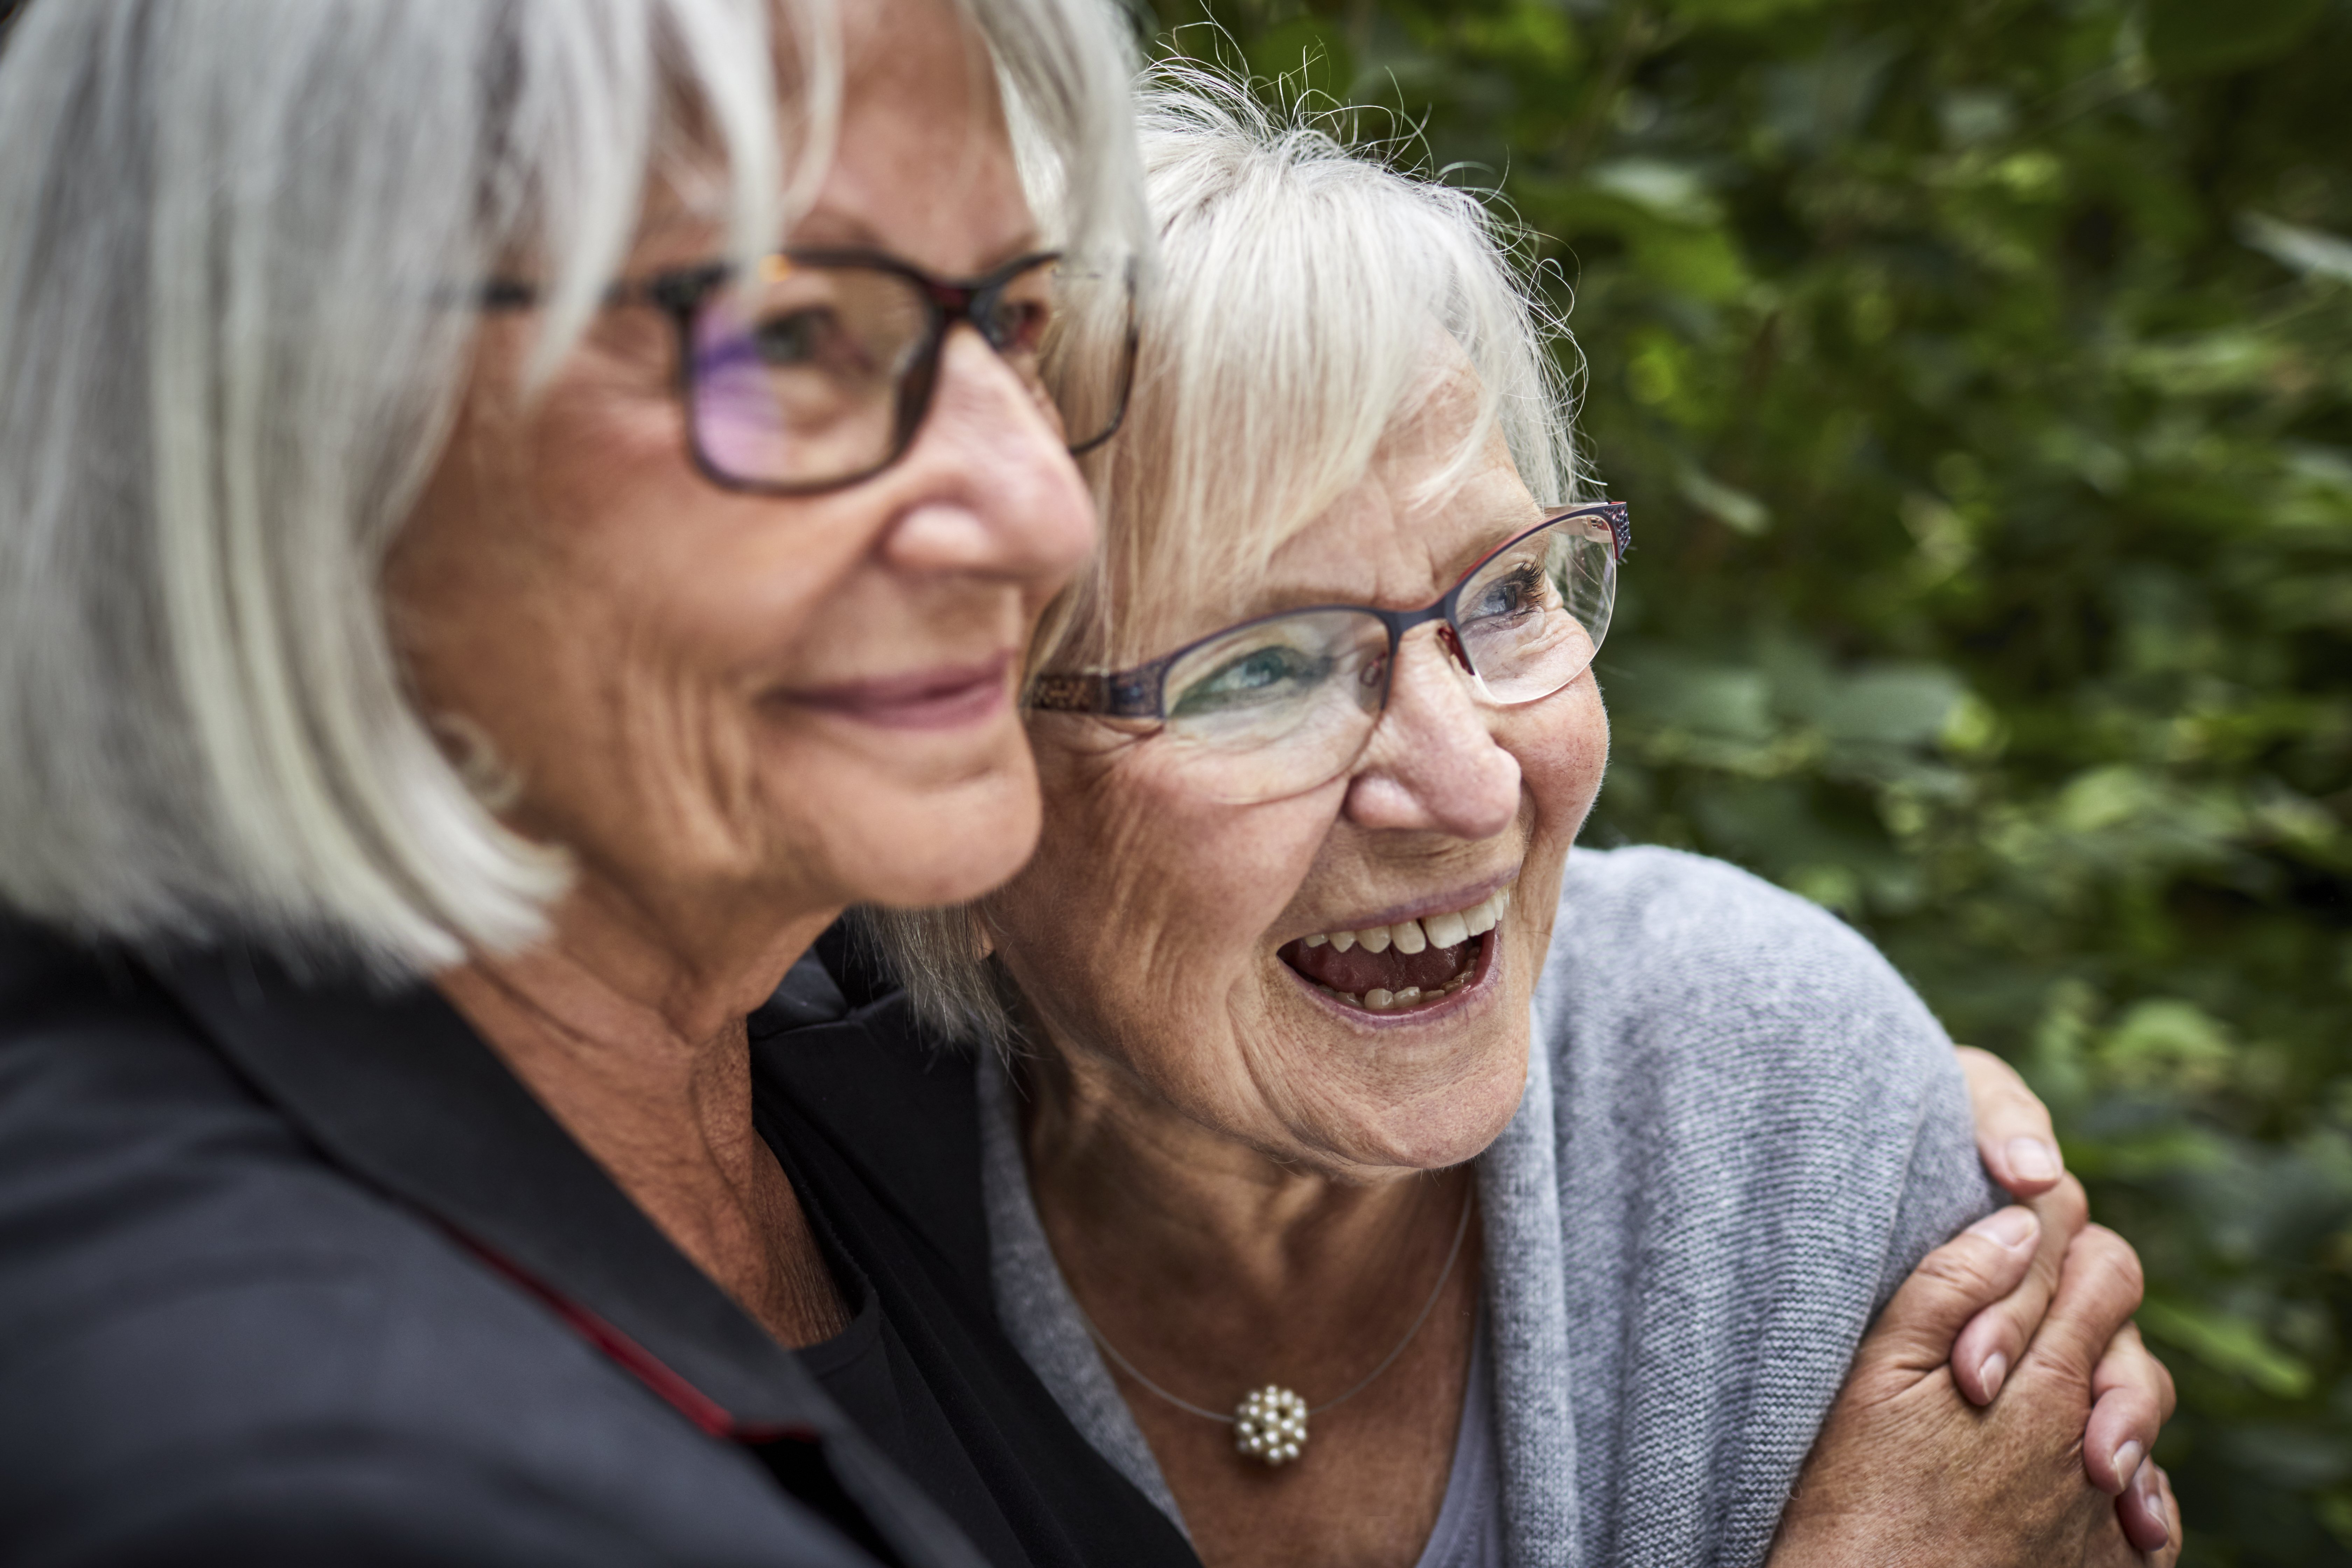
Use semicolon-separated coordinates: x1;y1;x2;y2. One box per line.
148;945;854;1438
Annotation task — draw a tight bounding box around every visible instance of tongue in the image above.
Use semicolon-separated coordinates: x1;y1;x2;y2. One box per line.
1280;934;1475;995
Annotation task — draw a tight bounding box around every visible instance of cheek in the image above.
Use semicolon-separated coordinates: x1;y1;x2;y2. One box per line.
1483;679;1607;960
528;386;850;679
395;354;720;714
390;361;884;882
1512;678;1611;839
1001;751;1334;1046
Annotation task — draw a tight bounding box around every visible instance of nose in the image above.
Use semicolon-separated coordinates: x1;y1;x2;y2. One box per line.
876;324;1095;584
1341;625;1520;837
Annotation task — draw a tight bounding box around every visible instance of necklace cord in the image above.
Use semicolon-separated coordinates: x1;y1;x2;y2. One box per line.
1074;1181;1477;1424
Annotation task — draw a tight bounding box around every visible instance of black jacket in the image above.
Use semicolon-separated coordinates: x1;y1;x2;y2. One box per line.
0;920;1194;1568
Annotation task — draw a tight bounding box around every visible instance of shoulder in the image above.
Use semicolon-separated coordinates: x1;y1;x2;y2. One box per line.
1525;848;1995;1302
1535;845;1953;1095
1544;844;1914;1004
0;924;825;1567
0;922;503;1355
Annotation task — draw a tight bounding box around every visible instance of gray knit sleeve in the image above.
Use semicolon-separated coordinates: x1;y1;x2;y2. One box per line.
1873;1035;2005;1312
1522;844;2004;1567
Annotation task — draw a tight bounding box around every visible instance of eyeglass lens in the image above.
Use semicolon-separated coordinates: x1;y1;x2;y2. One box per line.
686;254;1133;491
1151;513;1618;804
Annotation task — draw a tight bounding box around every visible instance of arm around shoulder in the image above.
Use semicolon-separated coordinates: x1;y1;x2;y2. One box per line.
1541;847;2000;1296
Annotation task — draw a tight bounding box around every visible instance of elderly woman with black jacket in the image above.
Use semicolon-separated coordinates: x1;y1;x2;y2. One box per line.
0;2;1177;1563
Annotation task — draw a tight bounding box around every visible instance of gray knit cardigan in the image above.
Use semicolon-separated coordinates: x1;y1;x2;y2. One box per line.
979;846;2001;1568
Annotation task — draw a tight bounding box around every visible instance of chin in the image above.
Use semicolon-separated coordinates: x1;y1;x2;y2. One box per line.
833;768;1044;910
1363;1057;1529;1171
1267;1011;1531;1176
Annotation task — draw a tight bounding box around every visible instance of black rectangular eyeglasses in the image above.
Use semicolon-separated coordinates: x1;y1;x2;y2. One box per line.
484;247;1139;496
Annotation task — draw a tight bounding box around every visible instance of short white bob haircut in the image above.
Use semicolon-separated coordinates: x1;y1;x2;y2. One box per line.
866;64;1585;1048
0;0;1145;977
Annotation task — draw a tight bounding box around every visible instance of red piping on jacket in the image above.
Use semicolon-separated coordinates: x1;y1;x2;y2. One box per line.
453;1232;817;1447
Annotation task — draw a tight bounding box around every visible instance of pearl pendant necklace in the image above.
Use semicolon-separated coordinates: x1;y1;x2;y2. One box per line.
1233;1385;1312;1464
1077;1185;1475;1468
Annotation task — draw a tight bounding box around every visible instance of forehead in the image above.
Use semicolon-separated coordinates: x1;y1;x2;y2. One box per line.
628;0;1032;274
796;0;1034;269
1224;397;1542;649
1104;360;1546;666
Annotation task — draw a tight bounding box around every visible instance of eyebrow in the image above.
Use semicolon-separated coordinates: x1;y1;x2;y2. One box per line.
626;178;1050;281
761;211;1048;278
1225;514;1543;620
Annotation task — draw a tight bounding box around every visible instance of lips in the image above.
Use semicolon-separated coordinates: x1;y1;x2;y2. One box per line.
783;652;1015;732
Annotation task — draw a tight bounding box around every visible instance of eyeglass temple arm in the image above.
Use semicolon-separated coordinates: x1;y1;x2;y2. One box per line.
1022;667;1166;719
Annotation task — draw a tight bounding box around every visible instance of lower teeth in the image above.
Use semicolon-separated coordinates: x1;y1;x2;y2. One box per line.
1305;935;1484;1013
1335;973;1473;1011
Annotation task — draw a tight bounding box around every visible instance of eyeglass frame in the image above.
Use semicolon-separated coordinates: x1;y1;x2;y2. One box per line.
482;246;1140;498
1026;501;1632;722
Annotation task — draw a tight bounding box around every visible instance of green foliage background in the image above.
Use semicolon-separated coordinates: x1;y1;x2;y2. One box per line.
1143;0;2352;1557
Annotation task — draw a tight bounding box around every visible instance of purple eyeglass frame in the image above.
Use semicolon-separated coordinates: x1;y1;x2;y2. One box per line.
1026;501;1632;721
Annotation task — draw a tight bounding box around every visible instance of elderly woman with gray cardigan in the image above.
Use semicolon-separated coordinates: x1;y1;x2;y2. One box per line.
861;78;2182;1568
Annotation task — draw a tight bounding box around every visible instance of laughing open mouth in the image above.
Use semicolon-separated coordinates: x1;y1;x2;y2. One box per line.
1275;883;1514;1014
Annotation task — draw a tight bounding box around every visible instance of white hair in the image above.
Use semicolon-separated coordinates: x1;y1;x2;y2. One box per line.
0;0;1144;976
866;63;1585;1048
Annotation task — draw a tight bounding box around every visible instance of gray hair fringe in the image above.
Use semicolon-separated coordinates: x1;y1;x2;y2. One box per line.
0;0;1144;978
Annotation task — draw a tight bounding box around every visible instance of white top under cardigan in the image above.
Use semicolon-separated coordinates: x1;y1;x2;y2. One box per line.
978;846;2001;1568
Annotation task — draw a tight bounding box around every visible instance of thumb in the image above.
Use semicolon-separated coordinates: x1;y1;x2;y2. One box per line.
1861;1206;2042;1379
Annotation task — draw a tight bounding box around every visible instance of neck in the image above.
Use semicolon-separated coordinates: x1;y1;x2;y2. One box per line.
1020;1041;1469;1383
1019;1032;1484;1568
436;875;848;1346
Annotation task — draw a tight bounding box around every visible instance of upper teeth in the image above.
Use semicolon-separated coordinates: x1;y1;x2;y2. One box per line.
1301;883;1512;955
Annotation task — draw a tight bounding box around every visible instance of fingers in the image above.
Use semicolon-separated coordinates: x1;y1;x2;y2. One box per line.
2118;1461;2176;1558
1957;1045;2067;1198
2021;1225;2146;1389
1861;1205;2042;1378
1951;1175;2086;1404
2083;1455;2181;1567
2084;1324;2177;1493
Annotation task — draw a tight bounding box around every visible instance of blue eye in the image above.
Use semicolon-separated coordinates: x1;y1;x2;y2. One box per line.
1465;564;1546;624
1170;644;1331;718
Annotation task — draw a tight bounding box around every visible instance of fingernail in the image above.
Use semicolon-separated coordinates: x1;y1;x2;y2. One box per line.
2111;1440;2144;1493
2135;1462;2169;1547
1977;1351;2007;1400
2006;1136;2062;1183
1967;1206;2037;1250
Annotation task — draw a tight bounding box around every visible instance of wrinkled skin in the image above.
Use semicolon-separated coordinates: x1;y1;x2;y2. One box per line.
992;370;2176;1565
387;0;1094;1347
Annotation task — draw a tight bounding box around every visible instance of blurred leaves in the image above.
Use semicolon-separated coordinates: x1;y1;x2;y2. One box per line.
1155;0;2352;1558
